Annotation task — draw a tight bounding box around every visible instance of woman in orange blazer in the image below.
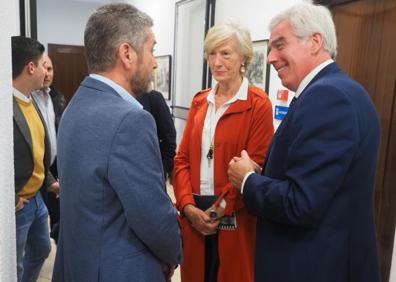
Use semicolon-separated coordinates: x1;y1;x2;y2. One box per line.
173;21;274;282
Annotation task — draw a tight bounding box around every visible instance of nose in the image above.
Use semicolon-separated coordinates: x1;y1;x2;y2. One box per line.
267;49;277;65
214;54;222;66
209;54;223;69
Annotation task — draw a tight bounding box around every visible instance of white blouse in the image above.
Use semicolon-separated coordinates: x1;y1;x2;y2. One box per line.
199;77;248;201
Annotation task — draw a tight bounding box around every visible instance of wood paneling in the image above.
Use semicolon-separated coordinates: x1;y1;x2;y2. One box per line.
331;1;396;280
48;44;88;103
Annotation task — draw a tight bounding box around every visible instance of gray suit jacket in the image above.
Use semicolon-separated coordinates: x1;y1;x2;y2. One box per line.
13;97;55;205
53;77;182;282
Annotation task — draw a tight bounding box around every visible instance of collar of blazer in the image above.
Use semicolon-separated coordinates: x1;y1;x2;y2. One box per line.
81;76;122;99
13;96;50;157
298;62;340;100
13;96;33;151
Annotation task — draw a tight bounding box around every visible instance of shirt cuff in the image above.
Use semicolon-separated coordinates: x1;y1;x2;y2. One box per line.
219;199;226;209
241;171;255;194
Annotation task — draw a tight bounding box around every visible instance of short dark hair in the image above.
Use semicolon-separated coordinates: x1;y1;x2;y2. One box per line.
84;3;153;73
11;36;45;79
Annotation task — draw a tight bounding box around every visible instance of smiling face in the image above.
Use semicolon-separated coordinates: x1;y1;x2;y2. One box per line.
268;20;314;92
207;38;244;85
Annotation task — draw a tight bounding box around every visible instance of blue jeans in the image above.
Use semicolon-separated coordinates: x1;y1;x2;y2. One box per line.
15;192;51;282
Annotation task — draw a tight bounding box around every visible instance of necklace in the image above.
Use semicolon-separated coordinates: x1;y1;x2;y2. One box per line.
207;144;214;160
206;105;215;162
205;90;232;163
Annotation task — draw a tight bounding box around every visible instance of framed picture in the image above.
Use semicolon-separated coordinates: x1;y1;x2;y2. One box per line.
246;40;270;93
153;55;172;100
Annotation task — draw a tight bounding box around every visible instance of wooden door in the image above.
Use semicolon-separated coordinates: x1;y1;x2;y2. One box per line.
48;44;88;103
316;0;396;280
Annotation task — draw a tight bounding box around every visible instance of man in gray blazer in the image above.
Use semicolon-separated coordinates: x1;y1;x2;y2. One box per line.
52;3;182;282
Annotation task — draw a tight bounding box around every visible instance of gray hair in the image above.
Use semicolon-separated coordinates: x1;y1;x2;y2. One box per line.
84;3;153;73
269;2;337;58
204;20;253;70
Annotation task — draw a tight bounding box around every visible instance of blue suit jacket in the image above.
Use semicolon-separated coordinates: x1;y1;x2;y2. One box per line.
244;63;380;282
53;77;182;282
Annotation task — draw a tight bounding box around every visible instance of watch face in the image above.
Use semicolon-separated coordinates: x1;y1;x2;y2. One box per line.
209;210;217;219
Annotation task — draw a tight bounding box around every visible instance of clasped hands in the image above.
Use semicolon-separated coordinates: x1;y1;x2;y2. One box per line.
183;204;225;236
228;150;261;190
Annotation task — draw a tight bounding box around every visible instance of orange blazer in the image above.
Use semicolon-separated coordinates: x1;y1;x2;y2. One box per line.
174;86;274;282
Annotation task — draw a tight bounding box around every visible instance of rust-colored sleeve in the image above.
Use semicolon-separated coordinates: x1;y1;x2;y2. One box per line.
224;93;274;215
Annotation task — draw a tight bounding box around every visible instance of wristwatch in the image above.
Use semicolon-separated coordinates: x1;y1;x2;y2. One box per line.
209;207;217;220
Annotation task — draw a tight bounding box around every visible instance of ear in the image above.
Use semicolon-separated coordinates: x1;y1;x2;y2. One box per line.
26;61;36;75
118;42;137;70
310;32;324;54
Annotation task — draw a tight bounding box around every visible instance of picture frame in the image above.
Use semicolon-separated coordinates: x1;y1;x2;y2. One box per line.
246;40;270;93
153;55;172;100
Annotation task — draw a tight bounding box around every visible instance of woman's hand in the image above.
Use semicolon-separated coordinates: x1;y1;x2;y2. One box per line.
205;205;225;220
183;204;219;235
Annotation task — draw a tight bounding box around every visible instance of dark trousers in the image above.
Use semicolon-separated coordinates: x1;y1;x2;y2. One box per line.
41;161;60;243
205;233;219;282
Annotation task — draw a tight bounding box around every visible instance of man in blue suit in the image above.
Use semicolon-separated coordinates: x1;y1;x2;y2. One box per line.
52;3;182;282
228;2;380;282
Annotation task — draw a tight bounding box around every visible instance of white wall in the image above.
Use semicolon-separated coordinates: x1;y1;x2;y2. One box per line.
37;0;102;49
390;227;396;282
0;0;18;280
125;0;176;58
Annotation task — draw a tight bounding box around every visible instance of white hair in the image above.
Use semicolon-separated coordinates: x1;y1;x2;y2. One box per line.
204;20;253;70
269;2;337;58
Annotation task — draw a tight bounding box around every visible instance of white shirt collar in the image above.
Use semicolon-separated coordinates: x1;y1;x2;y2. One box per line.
89;74;143;109
207;77;249;104
295;59;334;98
13;87;31;103
33;88;50;97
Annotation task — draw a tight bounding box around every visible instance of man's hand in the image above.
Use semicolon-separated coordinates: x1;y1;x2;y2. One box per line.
47;181;60;197
183;204;219;235
228;150;257;190
15;197;29;212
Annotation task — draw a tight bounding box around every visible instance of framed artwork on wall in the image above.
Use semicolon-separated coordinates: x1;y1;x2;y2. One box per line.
246;39;270;93
153;55;172;100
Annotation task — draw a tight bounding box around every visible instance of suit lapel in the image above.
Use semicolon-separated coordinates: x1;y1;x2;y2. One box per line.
13;97;33;152
262;63;341;173
298;62;340;99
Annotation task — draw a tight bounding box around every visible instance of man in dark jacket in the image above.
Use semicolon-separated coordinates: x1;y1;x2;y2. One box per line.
138;89;176;180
